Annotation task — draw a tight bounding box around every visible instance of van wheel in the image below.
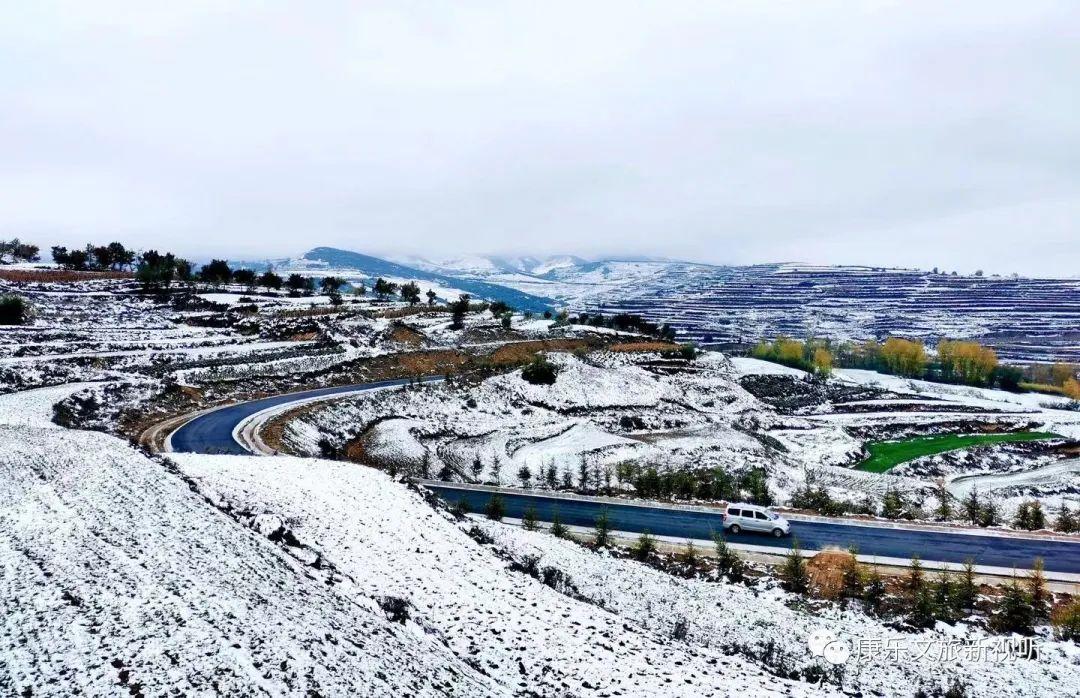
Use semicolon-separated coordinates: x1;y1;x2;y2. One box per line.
772;528;785;538
728;524;741;534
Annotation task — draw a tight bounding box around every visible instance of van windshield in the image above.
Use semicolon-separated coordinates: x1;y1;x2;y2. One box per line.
766;511;779;520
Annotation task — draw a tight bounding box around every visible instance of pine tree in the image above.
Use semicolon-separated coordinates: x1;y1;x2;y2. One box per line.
632;530;657;561
963;488;982;525
517;465;532;488
452;498;470;518
935;567;957;623
862;567;887;615
1027;557;1050;621
991;579;1035;635
712;533;745;582
449;294;470;329
1013;501;1033;530
549;508;568;538
934;480;953;521
780;540;809;594
593;508;611;547
544;461;558;489
420;451;431;479
522;505;539;531
1028;501;1046;531
882;488;906;519
484;494;505;521
955;559;978;615
470;455;484;482
682;540;698;567
1055;503;1078;533
978;498;1000;528
911;586;938;629
578;456;590;492
906;555;925;598
840;554;865;600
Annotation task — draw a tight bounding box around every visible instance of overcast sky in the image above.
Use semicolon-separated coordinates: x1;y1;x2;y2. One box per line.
2;1;1078;275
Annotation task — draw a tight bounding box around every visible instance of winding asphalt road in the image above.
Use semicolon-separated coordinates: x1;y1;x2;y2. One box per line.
166;378;1080;575
429;484;1080;574
167;377;441;455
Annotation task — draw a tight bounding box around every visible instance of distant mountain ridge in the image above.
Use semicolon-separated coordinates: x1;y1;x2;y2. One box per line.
301;247;556;311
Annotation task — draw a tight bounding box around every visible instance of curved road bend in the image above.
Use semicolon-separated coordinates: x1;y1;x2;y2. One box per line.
164;378;1080;576
429;485;1080;575
167;377;443;455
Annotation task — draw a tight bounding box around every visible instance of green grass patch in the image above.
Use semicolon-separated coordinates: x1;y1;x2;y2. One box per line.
855;432;1061;473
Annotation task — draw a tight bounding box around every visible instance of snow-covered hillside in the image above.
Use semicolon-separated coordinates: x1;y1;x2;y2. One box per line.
285;350;1080;519
2;271;1080;696
0;384;836;697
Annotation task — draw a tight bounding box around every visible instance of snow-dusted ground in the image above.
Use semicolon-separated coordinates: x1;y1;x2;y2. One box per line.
170;449;1080;698
283;350;785;489
478;522;1080;697
731;356;810;377
2;277;1080;696
948;457;1080;499
0;387;496;696
1;384;826;697
173;453;823;697
288;351;1080;516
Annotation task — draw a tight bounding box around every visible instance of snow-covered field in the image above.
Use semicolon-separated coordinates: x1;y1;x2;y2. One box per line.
2;276;1080;696
0;387;496;696
282;350;785;488
288;350;1080;518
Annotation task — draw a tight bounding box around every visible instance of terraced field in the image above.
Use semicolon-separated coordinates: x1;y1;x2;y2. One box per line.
571;264;1080;363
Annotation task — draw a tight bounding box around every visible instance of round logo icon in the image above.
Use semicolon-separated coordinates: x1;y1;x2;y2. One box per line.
822;639;851;665
807;628;837;657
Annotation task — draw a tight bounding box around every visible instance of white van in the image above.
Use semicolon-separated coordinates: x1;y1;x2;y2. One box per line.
723;503;791;538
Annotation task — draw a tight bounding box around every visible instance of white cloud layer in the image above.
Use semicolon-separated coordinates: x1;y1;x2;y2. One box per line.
1;1;1077;275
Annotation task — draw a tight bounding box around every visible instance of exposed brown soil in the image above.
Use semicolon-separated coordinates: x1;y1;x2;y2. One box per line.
273;306;353;318
609;341;680;353
807;549;855;600
487;339;594;366
343;437;369;462
375;306;451;319
388;323;426;346
0;269;134;282
260;401;324;452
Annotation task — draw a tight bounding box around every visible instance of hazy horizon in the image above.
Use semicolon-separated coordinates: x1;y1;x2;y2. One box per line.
3;2;1078;276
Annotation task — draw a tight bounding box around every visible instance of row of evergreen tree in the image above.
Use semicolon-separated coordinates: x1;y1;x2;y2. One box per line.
469;492;1080;642
793;478;1079;533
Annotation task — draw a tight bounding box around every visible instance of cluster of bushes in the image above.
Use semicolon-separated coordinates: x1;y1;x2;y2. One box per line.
750;337;833;377
1012;498;1079;533
937;340;999;385
569;311;677;341
619;463;773;506
521;353;559;385
0;294;29;325
754;334;1076;398
488;301;515;329
781;544;1057;636
478;493;1079;647
1020;362;1080;400
0;238;40;264
789;480;924;520
792;479;1079;534
135;251;194;290
52;242;138;271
